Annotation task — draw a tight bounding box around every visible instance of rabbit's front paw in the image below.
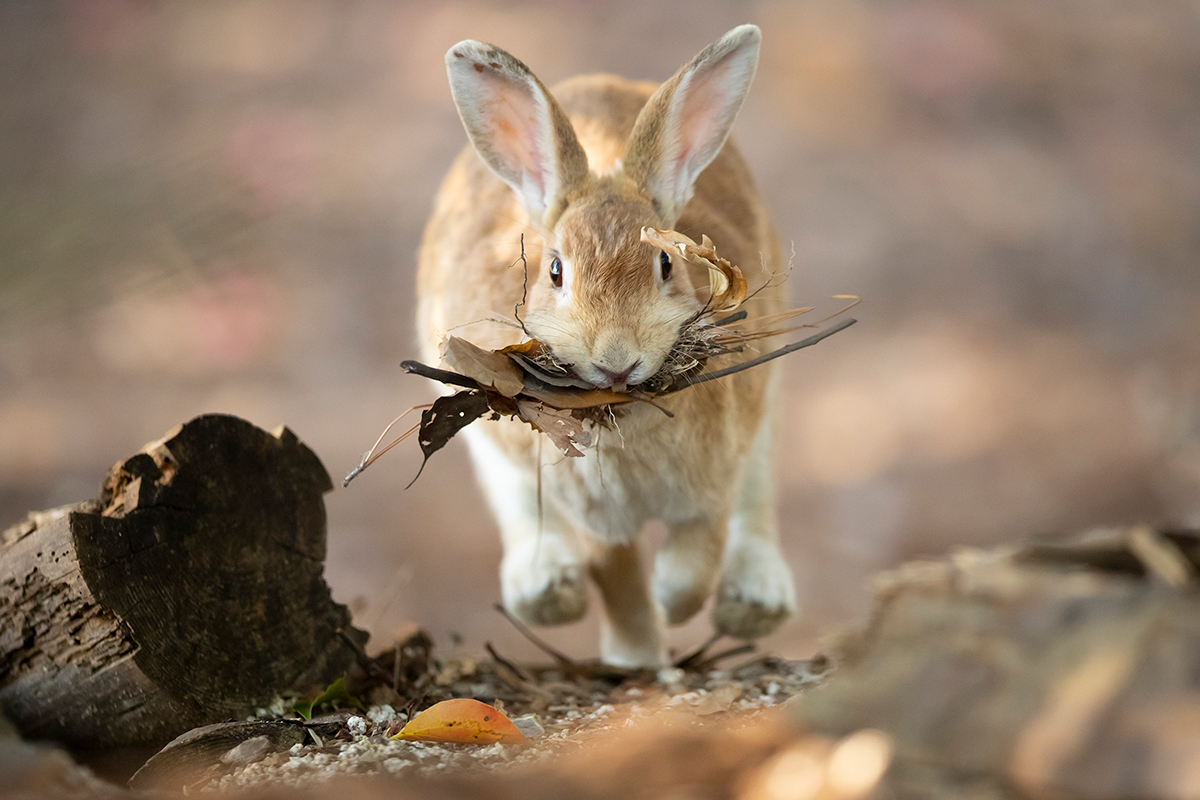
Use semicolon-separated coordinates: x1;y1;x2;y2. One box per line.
713;538;797;639
501;537;588;626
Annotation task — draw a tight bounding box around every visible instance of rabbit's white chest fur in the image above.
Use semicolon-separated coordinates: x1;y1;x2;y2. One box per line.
416;25;800;667
493;412;720;544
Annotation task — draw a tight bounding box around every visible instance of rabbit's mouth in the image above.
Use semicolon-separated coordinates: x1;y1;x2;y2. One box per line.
515;346;652;394
635;316;741;393
507;348;598;391
513;316;738;395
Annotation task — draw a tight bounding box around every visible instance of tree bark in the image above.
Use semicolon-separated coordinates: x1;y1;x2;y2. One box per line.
0;414;367;750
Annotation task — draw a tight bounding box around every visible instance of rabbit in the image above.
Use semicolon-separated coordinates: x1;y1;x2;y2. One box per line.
416;24;796;668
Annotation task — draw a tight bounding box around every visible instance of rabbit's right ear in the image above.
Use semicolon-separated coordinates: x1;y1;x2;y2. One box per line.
446;41;589;227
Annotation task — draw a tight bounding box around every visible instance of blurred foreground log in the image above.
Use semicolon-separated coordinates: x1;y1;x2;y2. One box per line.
0;415;367;750
791;525;1200;800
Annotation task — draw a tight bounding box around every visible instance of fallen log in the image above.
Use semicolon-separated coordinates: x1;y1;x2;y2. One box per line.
790;525;1200;800
0;414;368;751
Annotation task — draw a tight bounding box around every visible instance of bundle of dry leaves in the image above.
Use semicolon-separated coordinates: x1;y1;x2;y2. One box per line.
346;228;856;486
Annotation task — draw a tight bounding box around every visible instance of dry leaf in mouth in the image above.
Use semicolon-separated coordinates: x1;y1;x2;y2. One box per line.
348;314;856;487
442;336;525;397
344;223;857;487
515;399;592;457
641;227;748;313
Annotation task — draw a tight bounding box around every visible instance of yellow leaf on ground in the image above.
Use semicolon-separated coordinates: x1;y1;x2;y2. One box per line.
391;698;530;745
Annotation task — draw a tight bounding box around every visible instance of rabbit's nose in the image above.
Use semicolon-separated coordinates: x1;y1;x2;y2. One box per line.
598;360;640;390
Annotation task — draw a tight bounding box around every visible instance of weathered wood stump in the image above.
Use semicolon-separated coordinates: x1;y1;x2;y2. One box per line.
0;414;367;750
790;525;1200;800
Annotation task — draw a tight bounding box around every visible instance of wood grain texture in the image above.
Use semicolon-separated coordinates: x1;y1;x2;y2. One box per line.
0;414;367;750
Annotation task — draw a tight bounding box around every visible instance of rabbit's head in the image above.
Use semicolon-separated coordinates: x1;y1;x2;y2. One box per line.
445;26;761;390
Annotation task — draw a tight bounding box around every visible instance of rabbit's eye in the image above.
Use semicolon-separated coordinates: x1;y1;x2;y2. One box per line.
659;250;672;281
549;257;563;287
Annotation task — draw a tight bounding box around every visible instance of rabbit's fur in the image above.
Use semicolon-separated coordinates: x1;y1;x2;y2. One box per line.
417;25;796;667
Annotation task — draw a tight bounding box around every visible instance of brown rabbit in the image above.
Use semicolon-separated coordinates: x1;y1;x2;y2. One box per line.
417;25;795;667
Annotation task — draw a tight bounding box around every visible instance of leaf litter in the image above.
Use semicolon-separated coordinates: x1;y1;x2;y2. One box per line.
146;627;828;793
344;228;858;487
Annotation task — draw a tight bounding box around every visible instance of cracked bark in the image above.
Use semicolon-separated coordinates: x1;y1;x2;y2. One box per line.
0;414;367;750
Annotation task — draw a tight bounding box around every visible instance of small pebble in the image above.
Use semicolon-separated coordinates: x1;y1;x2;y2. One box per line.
221;736;273;766
367;705;397;726
657;666;686;686
347;716;367;737
512;715;546;739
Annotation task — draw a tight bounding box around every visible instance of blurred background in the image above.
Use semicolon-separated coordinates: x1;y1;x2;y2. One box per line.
2;0;1199;662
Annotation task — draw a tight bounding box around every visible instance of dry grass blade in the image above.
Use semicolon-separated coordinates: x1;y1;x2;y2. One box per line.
672;317;858;390
343;406;428;486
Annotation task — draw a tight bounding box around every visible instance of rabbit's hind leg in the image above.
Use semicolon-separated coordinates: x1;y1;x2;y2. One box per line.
712;414;798;640
587;539;668;668
653;516;728;626
466;429;589;627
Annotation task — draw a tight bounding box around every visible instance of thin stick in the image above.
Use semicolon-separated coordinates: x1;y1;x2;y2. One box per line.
513;234;532;336
343;422;420;486
719;307;813;329
816;295;861;324
673;630;725;669
691;642;757;672
339;629;387;679
485;641;532;683
343;406;431;486
680;318;857;389
400;360;481;390
493;603;578;670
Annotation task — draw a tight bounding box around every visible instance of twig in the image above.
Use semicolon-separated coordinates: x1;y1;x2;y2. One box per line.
338;629;386;680
343;406;429;486
681;317;857;388
485;641;532;682
690;642;757;672
673;631;725;670
400;360;482;390
493;603;578;670
514;234;531;336
485;642;558;700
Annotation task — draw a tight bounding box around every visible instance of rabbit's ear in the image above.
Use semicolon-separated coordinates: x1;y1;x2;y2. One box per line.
625;25;761;223
446;41;589;225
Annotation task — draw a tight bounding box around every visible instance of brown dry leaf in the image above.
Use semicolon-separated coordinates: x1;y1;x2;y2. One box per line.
406;390;492;487
497;339;548;358
443;336;525;398
516;399;593;457
641;227;748;313
519;382;635;410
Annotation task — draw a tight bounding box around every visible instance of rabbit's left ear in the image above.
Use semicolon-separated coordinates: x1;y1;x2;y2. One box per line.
446;41;589;226
624;25;761;224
